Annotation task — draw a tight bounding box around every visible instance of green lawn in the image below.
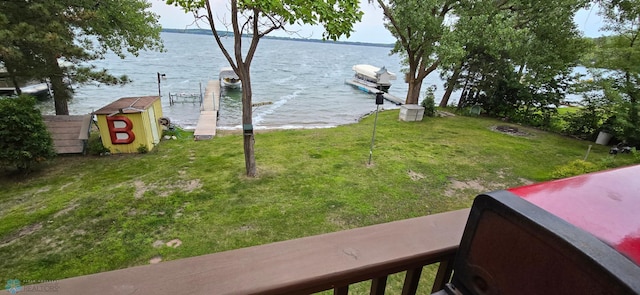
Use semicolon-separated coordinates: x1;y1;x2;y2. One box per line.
1;110;636;288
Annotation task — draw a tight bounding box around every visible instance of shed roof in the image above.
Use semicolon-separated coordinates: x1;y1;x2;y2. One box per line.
94;96;159;115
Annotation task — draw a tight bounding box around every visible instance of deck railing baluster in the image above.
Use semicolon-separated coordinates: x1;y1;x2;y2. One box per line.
401;267;423;295
334;285;349;295
431;255;456;293
370;276;388;295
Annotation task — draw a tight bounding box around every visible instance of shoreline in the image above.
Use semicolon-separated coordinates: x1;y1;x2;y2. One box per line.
179;107;396;134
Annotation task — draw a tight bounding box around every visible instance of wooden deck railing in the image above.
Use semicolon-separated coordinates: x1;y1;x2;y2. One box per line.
19;209;470;295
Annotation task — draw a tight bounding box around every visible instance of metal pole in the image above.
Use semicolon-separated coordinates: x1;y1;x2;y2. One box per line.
584;144;593;161
157;72;161;98
368;104;380;165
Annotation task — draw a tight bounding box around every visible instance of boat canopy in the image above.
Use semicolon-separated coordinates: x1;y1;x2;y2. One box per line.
352;65;397;82
219;67;239;79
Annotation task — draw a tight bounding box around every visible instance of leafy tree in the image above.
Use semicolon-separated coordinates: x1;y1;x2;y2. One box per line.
167;0;363;177
0;0;164;115
562;76;616;140
0;95;56;172
588;0;640;145
373;0;586;110
373;0;452;105
436;0;587;129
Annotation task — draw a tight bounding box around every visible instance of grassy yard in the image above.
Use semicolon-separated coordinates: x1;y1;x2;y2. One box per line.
1;110;636;291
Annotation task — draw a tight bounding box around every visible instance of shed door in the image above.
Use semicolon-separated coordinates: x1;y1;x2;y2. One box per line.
148;106;160;144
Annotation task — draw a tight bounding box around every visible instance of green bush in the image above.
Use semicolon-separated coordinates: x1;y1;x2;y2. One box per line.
137;144;149;154
560;94;611;141
421;86;437;117
632;148;640;163
87;133;110;155
162;125;190;139
550;159;600;179
0;95;56;171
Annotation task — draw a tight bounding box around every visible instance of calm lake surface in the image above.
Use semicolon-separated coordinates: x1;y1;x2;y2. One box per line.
39;32;456;130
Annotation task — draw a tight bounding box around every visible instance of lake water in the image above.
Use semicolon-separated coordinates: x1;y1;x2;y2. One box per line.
37;32;457;130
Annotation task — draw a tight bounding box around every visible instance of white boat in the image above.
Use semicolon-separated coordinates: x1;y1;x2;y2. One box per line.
350;64;396;92
1;60;74;100
0;67;52;100
219;67;241;89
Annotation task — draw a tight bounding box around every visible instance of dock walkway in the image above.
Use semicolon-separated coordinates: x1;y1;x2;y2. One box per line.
344;79;405;105
194;80;221;140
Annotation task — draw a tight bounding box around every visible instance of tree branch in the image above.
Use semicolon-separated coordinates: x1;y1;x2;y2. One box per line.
205;0;238;73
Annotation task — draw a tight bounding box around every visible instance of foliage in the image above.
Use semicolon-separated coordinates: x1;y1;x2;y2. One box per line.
437;0;588;115
162;126;191;139
86;133;110;156
374;0;451;104
582;1;640;145
137;144;149;154
461;63;565;129
166;0;362;177
550;159;601;179
0;0;164;115
561;77;616;140
0;95;56;172
633;148;640;163
421;85;437;117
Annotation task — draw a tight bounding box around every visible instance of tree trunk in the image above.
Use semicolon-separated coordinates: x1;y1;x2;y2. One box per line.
405;63;425;105
46;54;70;115
240;67;257;177
457;74;471;109
440;66;461;107
406;79;423;105
5;66;23;95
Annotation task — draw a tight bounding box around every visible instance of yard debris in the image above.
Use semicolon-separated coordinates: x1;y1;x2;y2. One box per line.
149;256;162;264
166;239;182;248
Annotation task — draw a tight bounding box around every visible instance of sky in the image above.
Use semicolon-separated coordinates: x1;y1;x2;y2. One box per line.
150;0;607;44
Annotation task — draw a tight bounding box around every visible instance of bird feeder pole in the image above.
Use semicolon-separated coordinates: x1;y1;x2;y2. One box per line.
368;92;385;165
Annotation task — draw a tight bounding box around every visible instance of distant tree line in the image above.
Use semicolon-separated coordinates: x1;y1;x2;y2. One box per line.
160;28;394;48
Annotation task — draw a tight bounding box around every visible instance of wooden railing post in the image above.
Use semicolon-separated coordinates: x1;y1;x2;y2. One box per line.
431;254;455;293
370;276;388;295
401;267;423;295
334;286;349;295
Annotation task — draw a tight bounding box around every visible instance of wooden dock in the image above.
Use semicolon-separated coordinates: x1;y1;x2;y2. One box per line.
194;80;221;140
43;115;92;154
344;79;405;105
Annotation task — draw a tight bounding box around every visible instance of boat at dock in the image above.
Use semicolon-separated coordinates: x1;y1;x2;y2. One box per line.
1;60;74;100
345;64;404;105
219;67;241;89
349;64;396;92
0;67;52;100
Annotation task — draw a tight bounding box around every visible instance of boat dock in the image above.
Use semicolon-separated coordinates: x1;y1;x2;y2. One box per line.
193;80;220;140
344;79;404;105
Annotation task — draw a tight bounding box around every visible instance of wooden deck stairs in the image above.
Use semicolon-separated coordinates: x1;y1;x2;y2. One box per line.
43;115;92;154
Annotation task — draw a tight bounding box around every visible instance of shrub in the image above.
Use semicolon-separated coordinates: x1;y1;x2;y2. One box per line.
0;95;56;171
632;148;640;163
137;144;149;154
421;85;437;117
87;133;110;155
550;160;600;179
560;93;611;141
